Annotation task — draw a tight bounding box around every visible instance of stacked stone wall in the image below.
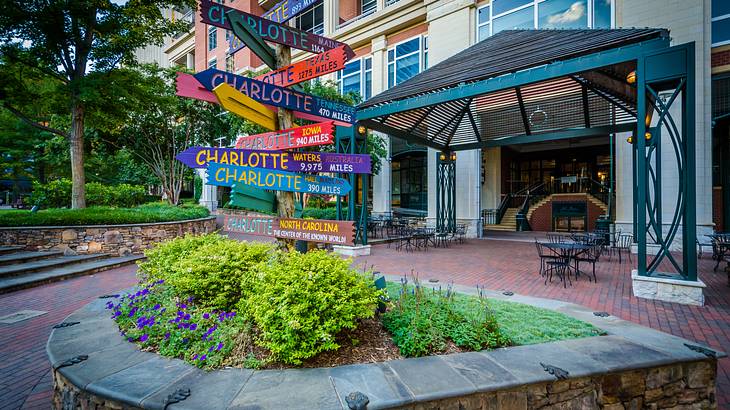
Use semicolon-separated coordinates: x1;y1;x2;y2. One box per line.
0;217;216;256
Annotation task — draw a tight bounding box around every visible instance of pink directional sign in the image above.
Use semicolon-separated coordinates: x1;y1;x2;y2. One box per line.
176;146;371;174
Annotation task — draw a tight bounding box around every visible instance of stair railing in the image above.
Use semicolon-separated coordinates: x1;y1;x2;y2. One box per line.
515;182;546;231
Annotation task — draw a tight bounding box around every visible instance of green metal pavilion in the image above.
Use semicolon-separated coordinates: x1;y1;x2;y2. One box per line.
353;28;698;282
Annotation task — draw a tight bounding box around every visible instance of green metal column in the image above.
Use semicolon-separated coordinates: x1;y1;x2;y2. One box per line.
436;152;456;233
636;57;648;276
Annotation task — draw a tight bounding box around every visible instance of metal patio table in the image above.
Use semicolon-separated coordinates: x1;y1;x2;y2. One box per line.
542;242;592;282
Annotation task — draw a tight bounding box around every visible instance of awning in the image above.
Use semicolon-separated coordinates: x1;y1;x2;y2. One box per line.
357;29;670;151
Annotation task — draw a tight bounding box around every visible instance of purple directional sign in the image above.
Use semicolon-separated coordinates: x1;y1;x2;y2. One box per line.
177;146;371;174
207;163;352;196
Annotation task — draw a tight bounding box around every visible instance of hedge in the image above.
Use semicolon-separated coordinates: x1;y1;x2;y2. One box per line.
30;179;150;208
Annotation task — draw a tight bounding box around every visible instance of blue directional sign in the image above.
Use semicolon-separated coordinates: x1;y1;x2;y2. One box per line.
207;162;352;196
194;69;356;124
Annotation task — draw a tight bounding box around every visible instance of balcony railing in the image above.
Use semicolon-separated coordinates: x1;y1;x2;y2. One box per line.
173;11;195;40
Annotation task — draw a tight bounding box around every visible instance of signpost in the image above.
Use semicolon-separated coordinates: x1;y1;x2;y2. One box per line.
235;121;334;151
255;46;349;88
201;1;354;58
207;162;353;195
212;83;277;130
222;214;356;246
177;146;371;174
194;69;356;124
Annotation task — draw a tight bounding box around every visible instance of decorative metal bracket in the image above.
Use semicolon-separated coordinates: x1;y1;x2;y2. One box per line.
55;355;88;370
540;362;569;380
684;343;717;358
98;294;120;299
345;391;369;410
593;311;610;317
502;291;514;296
163;388;191;409
53;321;80;329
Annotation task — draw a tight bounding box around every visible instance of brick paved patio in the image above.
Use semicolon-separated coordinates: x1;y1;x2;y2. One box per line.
1;237;728;408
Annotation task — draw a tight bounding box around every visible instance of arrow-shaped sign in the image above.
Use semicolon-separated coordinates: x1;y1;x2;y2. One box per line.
255;46;349;88
177;146;371;174
235;122;334;151
227;9;277;70
207;162;352;195
200;1;354;59
194;69;356;124
175;73;352;126
212;83;278;130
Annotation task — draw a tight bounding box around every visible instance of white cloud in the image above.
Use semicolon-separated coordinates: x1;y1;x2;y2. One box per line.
547;1;586;24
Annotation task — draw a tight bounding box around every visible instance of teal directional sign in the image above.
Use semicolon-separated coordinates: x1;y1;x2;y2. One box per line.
207;162;352;196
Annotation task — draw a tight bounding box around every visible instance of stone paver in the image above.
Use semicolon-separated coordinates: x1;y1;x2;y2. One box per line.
353;237;730;407
2;235;729;408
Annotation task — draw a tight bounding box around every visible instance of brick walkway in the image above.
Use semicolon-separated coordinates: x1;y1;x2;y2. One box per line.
353;237;730;407
1;238;728;408
0;265;138;410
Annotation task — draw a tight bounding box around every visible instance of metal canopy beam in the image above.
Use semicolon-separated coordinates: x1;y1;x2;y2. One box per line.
515;87;531;135
581;84;591;128
357;37;668;121
359;119;445;151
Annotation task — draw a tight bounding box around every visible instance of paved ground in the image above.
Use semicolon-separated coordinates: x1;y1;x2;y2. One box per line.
1;236;728;408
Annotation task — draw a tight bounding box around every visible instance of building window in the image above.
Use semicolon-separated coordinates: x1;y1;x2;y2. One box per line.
225;54;234;72
208;26;217;51
362;0;377;15
391;152;427;211
208;58;217;70
387;35;427;89
477;0;613;42
713;0;730;46
337;57;373;100
295;3;324;35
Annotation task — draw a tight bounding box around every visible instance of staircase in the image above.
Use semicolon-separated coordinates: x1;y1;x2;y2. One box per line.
0;246;144;294
483;208;518;231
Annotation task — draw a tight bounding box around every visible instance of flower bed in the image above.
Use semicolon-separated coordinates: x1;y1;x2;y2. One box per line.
106;234;604;370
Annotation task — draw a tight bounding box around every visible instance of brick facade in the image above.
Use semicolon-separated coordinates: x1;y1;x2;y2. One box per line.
712;49;730;68
528;194;605;232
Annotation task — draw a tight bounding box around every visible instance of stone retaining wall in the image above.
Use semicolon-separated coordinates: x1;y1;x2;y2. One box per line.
0;217;217;256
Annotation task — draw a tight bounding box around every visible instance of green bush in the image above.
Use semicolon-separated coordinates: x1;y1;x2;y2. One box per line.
244;250;380;364
194;175;203;202
31;178;149;208
0;203;209;226
139;234;275;311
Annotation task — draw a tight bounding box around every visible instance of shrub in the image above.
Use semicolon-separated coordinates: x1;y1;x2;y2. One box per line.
244;250;380;364
138;234;275;311
31;178;149;208
0;203;209;226
194;175;203;202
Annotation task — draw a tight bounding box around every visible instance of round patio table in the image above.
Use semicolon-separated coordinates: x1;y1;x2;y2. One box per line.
542;242;591;281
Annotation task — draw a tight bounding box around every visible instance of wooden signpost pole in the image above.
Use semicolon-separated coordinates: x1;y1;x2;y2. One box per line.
275;43;296;250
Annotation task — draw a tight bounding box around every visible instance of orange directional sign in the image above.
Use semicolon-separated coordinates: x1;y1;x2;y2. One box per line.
212;83;277;131
256;46;350;88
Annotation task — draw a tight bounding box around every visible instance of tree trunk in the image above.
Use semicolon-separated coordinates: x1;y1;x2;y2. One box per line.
69;102;86;209
275;44;297;251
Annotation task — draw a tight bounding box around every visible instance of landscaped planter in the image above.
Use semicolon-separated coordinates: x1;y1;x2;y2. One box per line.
47;281;722;410
0;217;216;256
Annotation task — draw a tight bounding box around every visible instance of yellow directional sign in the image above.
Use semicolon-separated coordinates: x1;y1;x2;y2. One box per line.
212;83;277;131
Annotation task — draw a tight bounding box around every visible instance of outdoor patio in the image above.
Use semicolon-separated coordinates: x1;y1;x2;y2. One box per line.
353;233;730;404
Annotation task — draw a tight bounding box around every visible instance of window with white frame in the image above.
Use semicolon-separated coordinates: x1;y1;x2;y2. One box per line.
208;58;217;70
225;54;234;72
208;26;217;50
387;35;428;89
476;0;613;42
337;57;372;100
295;3;324;35
713;0;730;46
362;0;377;15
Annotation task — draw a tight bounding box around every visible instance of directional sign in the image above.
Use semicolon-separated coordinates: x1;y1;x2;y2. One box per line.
255;46;349;88
235;122;334;151
262;0;321;23
194;69;356;124
226;9;277;70
222;214;356;246
175;73;352;126
207;162;352;195
213;83;277;130
177;147;371;174
200;0;354;58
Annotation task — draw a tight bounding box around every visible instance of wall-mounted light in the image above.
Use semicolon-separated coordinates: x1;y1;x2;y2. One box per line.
357;125;367;134
439;152;447;161
626;70;636;84
626;136;634;144
450;152;457;161
645;132;652;141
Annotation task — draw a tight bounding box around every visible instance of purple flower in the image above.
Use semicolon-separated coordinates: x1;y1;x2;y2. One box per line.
179;303;187;310
216;342;223;351
141;289;149;295
208;346;214;352
128;337;134;342
160;308;166;313
192;353;198;360
157;279;165;284
187;296;194;302
203;313;210;319
189;323;198;331
106;302;114;309
140;334;149;342
153;304;160;310
183;313;191;321
164;332;170;340
200;354;207;361
182;338;189;344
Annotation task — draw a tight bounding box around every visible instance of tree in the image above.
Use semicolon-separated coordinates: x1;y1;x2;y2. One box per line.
116;65;243;205
0;0;193;208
